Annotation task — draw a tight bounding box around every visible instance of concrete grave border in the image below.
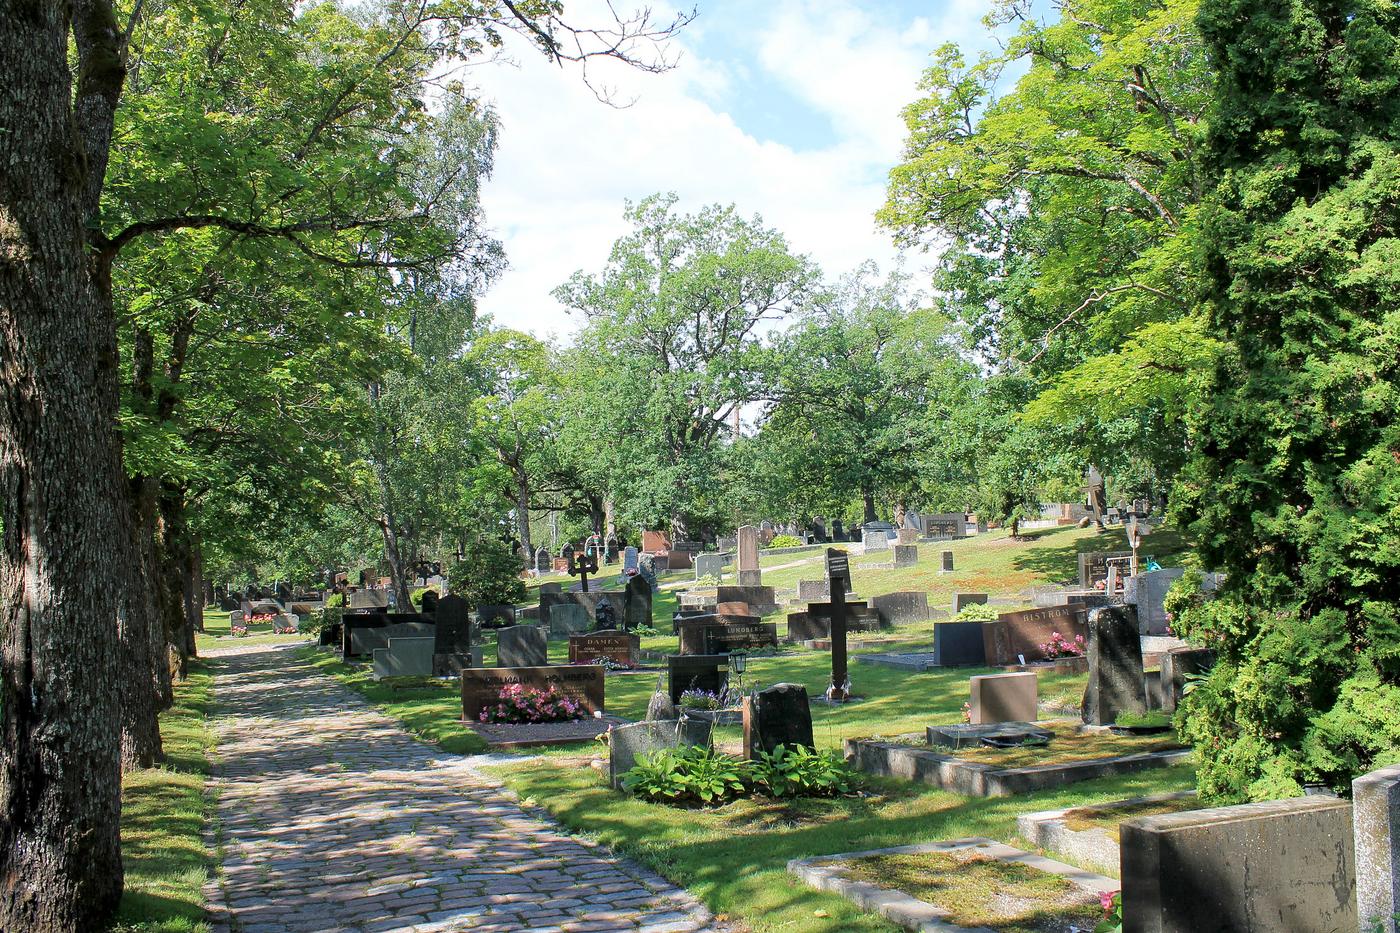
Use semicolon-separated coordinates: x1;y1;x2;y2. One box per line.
1016;790;1198;874
844;737;1190;797
788;837;1118;933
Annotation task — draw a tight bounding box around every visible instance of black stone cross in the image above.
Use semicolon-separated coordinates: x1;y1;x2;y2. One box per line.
825;548;851;702
568;551;599;593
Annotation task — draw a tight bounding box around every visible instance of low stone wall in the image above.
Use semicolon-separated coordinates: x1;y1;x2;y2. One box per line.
844;738;1190;798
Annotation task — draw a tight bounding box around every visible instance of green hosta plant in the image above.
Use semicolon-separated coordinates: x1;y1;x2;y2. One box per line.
764;534;805;550
952;603;999;623
750;744;862;798
622;746;749;805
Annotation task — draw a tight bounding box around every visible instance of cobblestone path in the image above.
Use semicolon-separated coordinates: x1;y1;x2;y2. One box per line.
205;647;715;933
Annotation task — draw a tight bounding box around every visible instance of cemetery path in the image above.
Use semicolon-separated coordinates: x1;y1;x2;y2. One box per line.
205;646;717;933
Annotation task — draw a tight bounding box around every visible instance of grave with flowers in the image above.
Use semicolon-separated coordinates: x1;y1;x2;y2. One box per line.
459;663;626;748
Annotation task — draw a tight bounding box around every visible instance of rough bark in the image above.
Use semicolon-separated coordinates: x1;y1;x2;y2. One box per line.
513;471;533;559
119;476;166;771
0;0;127;923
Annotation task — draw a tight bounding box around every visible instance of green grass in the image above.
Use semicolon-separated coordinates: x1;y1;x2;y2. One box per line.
839;850;1103;933
487;756;1192;933
112;662;217;933
195;607;307;654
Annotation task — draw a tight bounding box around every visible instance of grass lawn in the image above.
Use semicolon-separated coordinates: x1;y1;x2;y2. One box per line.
195;607;308;654
112;661;217;933
838;849;1104;933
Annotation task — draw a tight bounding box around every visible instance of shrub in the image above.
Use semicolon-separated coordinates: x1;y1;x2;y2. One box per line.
749;744;862;798
477;683;585;724
764;534;804;550
678;689;722;711
952;603;999;623
448;536;528;608
622;746;748;805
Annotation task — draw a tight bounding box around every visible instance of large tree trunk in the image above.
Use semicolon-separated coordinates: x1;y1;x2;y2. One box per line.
862;491;878;525
0;0;127;923
513;469;533;559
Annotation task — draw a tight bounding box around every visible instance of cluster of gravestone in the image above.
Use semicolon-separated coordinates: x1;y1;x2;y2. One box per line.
608;680;818;790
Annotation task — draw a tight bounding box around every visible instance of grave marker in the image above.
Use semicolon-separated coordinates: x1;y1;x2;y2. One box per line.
667;654;728;702
743;683;815;758
826;548;851;701
568;631;639;667
1081;605;1147;725
952;592;989;614
941;550;954;573
497;625;547;668
461;665;604;720
608;719;713;789
737;525;761;586
893;544;918;568
969;671;1038;724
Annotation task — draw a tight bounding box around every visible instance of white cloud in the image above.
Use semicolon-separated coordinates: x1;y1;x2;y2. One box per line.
473;0;996;341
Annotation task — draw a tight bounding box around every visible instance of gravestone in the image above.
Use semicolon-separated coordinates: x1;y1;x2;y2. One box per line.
608;719;714;789
353;620;433;657
717;535;737;553
349;589;388;610
715;584;779;615
893;544;918;568
896;527;919;546
969;671;1038;724
1081;605;1147;725
418;589;440;614
641;530;670;554
743;683;815;759
624;574;652;630
476;605;516;627
870;591;929;626
695;552;728;580
497;625;547;668
928;722;1052;750
940;550;954;572
861;528;889;551
933;621;989;667
667;654;728;702
797;579;829;602
622;546;640;574
811;517;827;542
549;603;591;637
1121;797;1357;932
831;519;847;542
983;605;1088;665
540;582;562;595
924;513;967;537
646;675;678;721
433;595;472;675
229;610;244;627
1077;550;1133;588
737;525;761;586
461;664;604;720
534;547;550;574
1160;646;1215;713
952;592;989;614
636;554;659;589
1354;763;1400;932
372;636;436;678
676;617;778;655
568;631;639;666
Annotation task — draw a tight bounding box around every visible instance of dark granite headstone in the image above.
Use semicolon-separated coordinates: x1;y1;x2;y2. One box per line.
1161;646;1215;713
419;590;440;614
933;621;989;667
927;722;1052;750
893;544;918;568
1077;550;1133;588
497;624;547;668
476;604;516;628
941;550;954;572
952;592;989;614
461;664;603;721
1081;605;1147;725
432;595;472;674
667;654;728;703
870;591;929;626
742;682;815;758
624;574;653;629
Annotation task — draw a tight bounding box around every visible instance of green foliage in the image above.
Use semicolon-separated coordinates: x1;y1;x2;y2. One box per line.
448;537;526;608
748;745;862;798
764;534;804;550
622;746;749;805
1173;0;1400;799
952;603;1000;623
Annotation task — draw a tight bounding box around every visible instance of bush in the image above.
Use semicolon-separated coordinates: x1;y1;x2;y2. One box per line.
764;534;804;550
749;744;862;798
622;746;749;805
477;683;585;724
620;743;862;805
448;536;527;608
952;603;999;623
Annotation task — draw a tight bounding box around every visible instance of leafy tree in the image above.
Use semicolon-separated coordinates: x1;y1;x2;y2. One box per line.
555;194;821;538
447;535;528;609
1172;0;1400;800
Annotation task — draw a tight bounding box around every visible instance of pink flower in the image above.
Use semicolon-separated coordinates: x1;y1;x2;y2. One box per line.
1100;891;1118;913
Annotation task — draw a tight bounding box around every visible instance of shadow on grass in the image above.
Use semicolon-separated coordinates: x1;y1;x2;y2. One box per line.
1009;525;1194;585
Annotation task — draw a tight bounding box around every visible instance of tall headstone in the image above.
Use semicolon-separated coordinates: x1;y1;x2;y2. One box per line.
622;545;640;574
941;550;954;572
1081;605;1147;725
737;525;761;586
624;574;652;630
695;552;728;580
533;546;550;574
825;548;852;701
811;517;827;542
419;589;440;614
831;519;846;542
1354;763;1400;933
742;683;815;758
433;594;472;675
497;625;547;668
896;527;918;546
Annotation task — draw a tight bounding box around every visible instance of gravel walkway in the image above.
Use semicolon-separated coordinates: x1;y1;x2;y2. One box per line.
204;646;715;933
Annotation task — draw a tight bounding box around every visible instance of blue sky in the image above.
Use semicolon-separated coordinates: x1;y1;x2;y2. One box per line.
473;0;1024;338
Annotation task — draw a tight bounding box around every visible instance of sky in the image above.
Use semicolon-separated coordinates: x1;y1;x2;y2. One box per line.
471;0;1007;340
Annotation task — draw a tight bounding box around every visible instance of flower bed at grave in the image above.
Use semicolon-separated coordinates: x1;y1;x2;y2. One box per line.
622;744;863;807
478;683;586;724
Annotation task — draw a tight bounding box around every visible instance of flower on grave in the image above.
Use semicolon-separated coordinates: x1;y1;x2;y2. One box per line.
961;701;972;723
480;682;586;724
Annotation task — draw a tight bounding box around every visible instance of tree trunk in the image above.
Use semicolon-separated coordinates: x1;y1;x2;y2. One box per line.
120;476;167;771
514;470;533;559
0;0;126;923
1010;517;1020;538
862;491;878;525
